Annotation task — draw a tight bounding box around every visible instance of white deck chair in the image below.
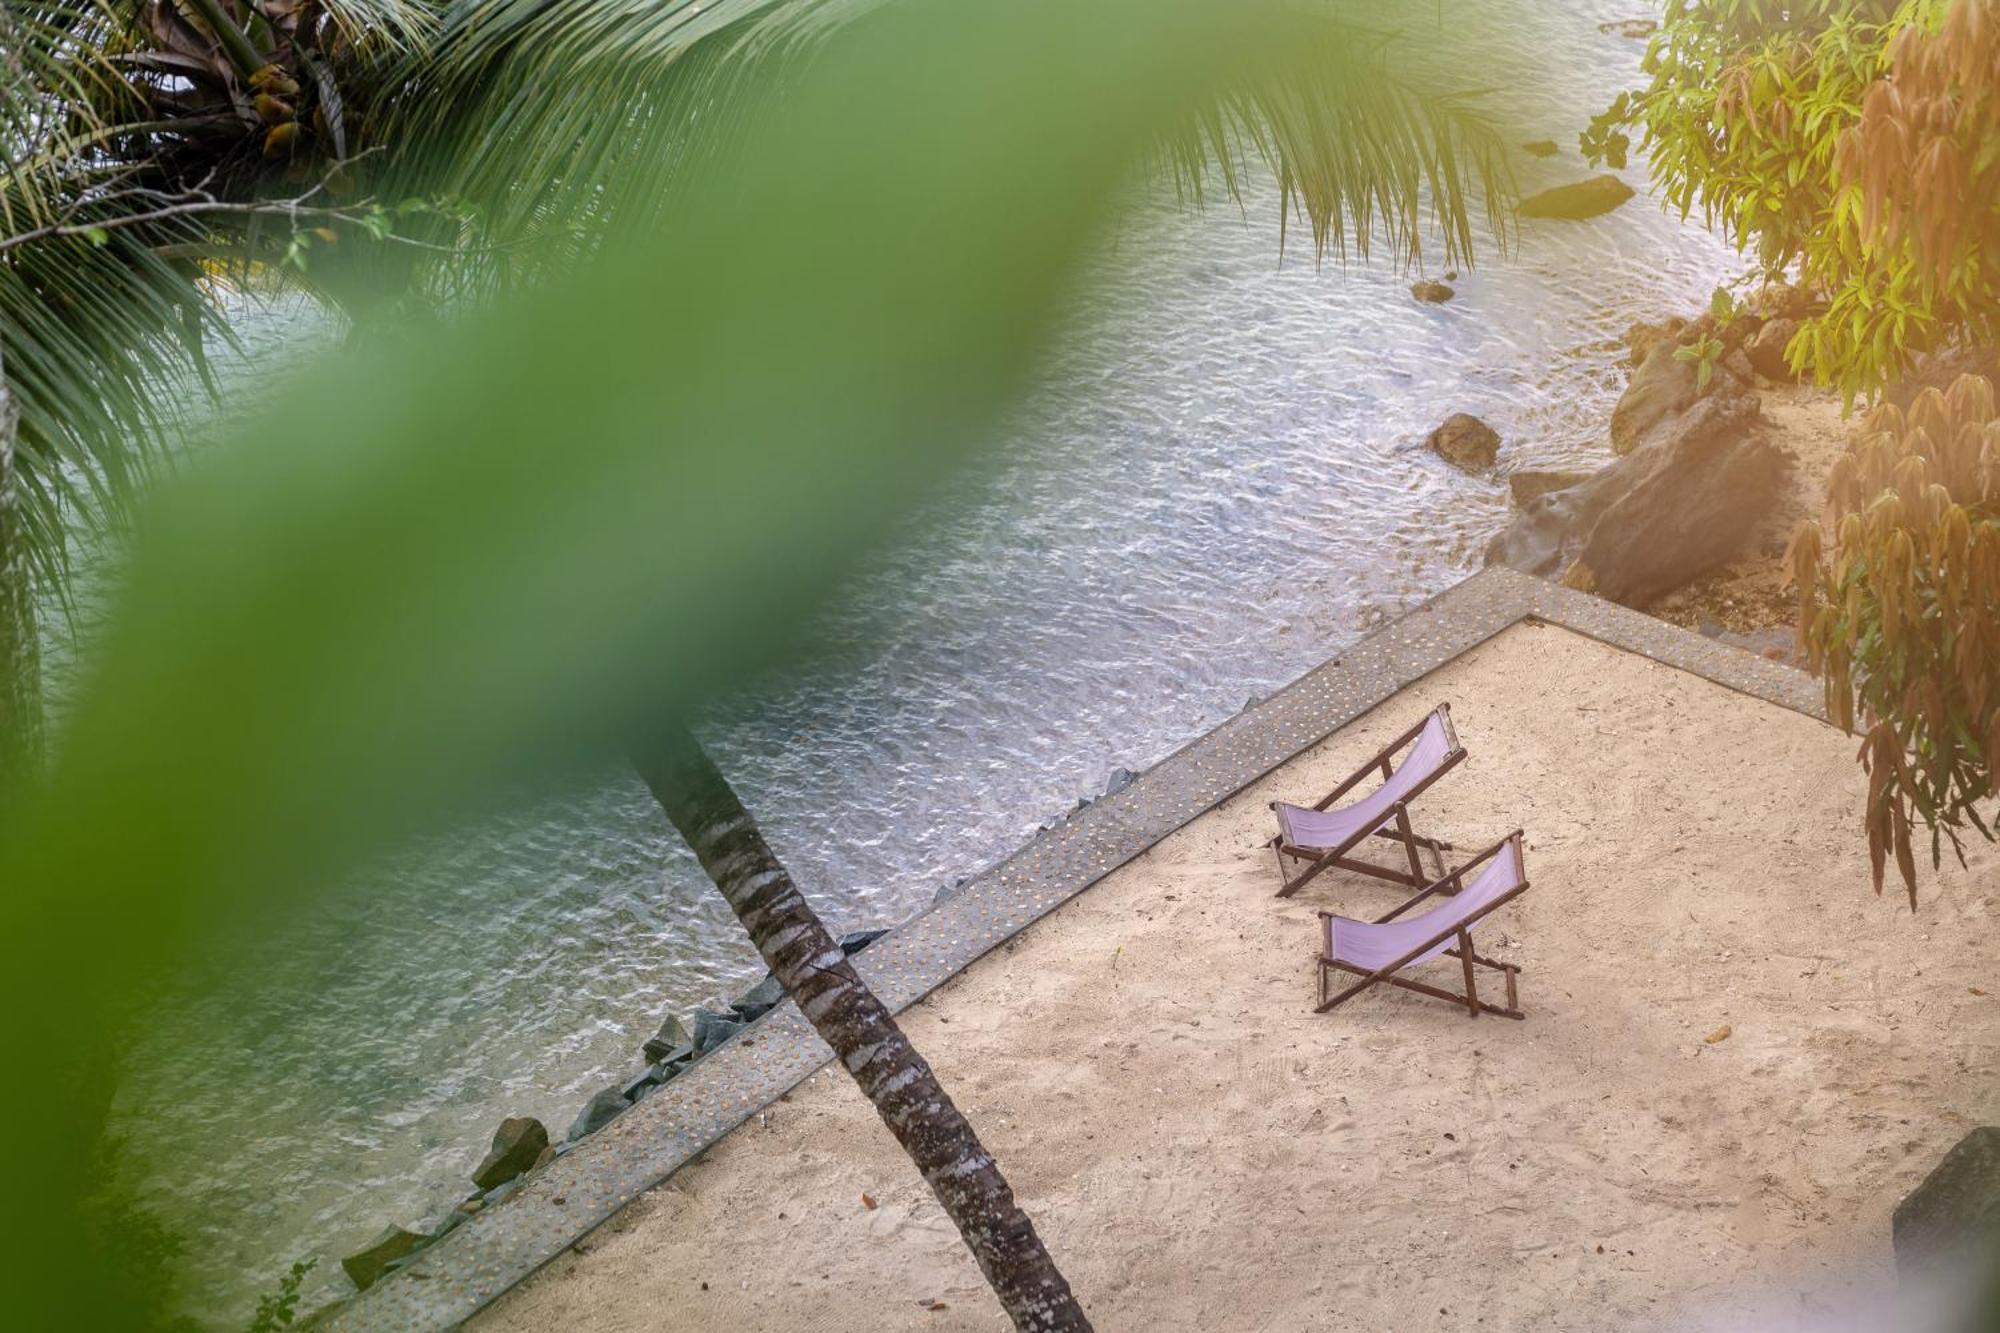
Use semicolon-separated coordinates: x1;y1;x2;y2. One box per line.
1315;831;1529;1018
1271;704;1465;897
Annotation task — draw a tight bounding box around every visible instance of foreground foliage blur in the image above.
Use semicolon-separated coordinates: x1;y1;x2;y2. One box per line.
0;2;1514;1326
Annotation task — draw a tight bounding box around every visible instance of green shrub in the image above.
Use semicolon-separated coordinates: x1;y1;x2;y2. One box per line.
1592;0;2000;401
1788;374;2000;903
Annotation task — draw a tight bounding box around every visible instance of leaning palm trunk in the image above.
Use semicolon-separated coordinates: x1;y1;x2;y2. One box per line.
634;722;1089;1332
0;356;39;781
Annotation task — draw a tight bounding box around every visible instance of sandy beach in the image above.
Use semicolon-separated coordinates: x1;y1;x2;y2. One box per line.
476;623;2000;1332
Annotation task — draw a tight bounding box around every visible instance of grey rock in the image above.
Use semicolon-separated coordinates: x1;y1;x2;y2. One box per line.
692;1007;745;1052
1507;469;1597;507
642;1013;693;1063
1611;339;1703;454
1410;280;1454;304
568;1086;631;1141
1486;389;1781;607
1518;174;1634;221
423;1208;468;1241
470;1116;548;1191
731;973;786;1021
1103;767;1138;796
1893;1128;2000;1279
1425;413;1501;473
838;927;891;956
619;1062;670;1101
341;1225;428;1291
481;1176;526;1207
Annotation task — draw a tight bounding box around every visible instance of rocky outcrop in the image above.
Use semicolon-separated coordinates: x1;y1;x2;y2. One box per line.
1485;388;1783;607
642;1013;692;1063
1410;280;1454;304
1518;175;1634;220
1747;318;1799;380
1425;413;1501;472
1893;1127;2000;1279
1610;340;1704;453
471;1116;548;1191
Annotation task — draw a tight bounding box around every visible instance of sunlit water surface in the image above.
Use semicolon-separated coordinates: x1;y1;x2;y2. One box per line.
99;4;1740;1322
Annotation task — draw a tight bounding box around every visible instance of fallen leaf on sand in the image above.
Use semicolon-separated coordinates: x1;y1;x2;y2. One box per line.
917;1299;949;1312
861;1193;878;1211
1972;987;1988;997
1705;1025;1732;1044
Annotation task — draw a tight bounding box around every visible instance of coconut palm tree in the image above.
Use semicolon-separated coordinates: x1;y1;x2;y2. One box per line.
0;3;1510;1326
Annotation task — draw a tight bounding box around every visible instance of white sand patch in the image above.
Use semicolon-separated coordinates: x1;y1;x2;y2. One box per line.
476;623;2000;1331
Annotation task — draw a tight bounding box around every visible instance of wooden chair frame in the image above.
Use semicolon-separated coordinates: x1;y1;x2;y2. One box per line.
1314;831;1528;1019
1270;704;1465;898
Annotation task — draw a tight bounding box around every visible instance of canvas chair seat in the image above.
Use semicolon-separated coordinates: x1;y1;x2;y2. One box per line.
1315;831;1530;1019
1270;704;1465;897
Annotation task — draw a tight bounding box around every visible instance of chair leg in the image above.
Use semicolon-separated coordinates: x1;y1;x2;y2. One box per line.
1457;929;1479;1017
1393;806;1426;886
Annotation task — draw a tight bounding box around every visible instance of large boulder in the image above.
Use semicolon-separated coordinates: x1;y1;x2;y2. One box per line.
1893;1127;2000;1280
1485;389;1782;606
340;1225;427;1291
1891;344;2000;408
1425;413;1501;473
470;1116;548;1191
1610;339;1705;454
1746;318;1797;380
1518;175;1634;221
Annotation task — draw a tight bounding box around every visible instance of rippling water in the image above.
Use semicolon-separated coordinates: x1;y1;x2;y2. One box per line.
106;3;1738;1323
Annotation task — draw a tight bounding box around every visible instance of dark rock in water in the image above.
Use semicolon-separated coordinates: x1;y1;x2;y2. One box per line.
1518;175;1634;221
839;927;890;956
481;1175;526;1207
1521;140;1559;158
731;973;786;1021
341;1225;428;1291
1103;767;1138;796
471;1116;548;1191
654;1042;695;1071
692;1006;745;1052
1507;469;1597;507
642;1013;693;1063
1410;280;1454;304
1486;389;1779;607
1893;1128;2000;1279
1599;18;1658;38
568;1086;631;1141
1425;413;1501;473
1611;339;1703;454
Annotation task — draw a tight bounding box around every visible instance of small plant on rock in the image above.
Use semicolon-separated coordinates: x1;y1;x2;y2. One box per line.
1674;330;1727;392
1788;373;2000;904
